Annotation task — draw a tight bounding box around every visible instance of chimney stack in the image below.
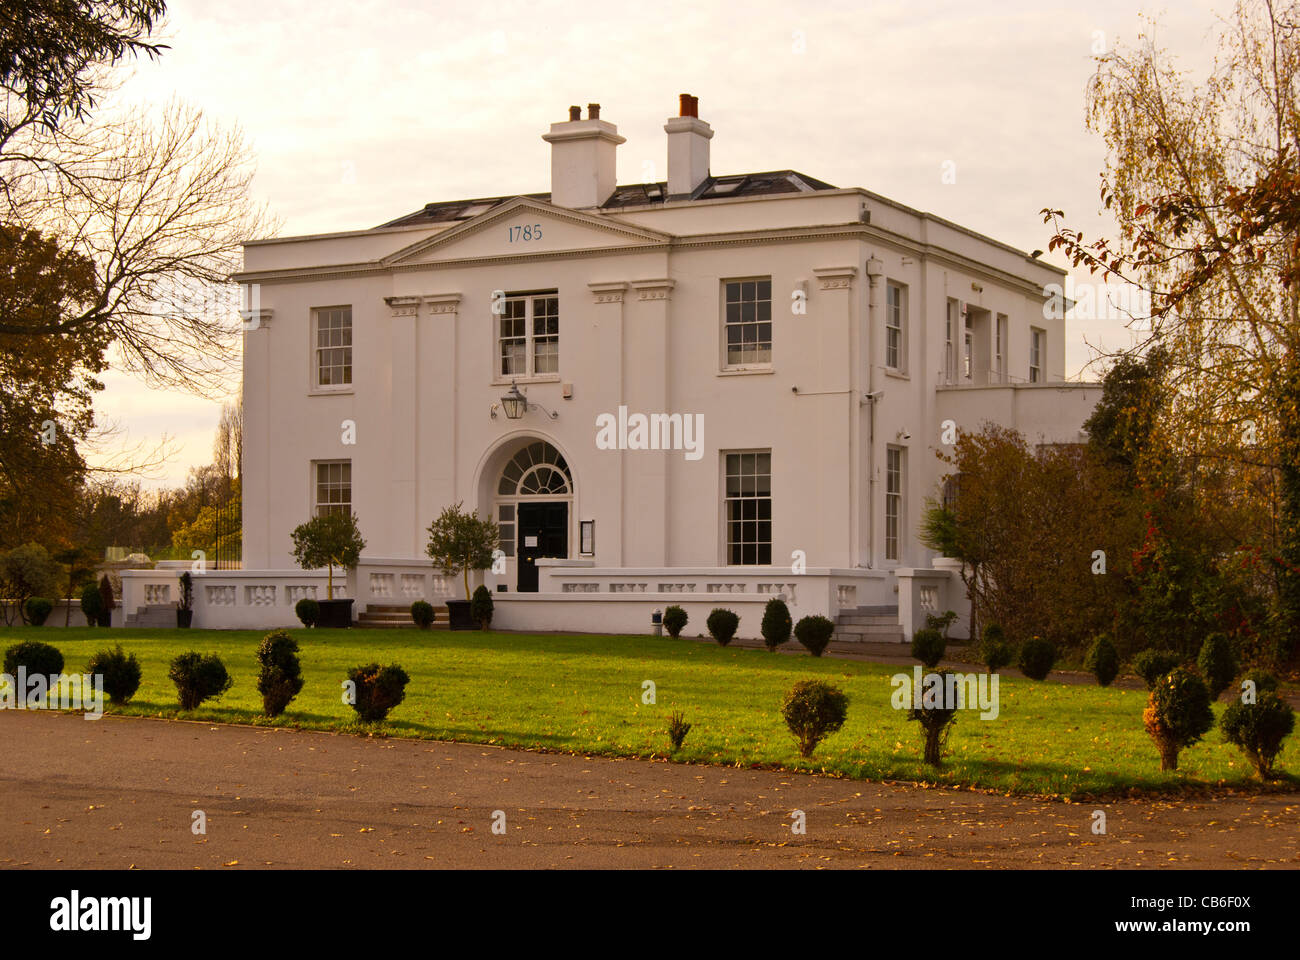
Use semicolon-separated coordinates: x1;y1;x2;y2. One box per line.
542;102;625;209
664;93;712;198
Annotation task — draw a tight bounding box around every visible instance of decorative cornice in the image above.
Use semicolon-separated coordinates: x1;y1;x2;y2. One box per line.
423;292;462;315
384;296;421;318
631;278;675;301
588;281;628;304
812;266;858;290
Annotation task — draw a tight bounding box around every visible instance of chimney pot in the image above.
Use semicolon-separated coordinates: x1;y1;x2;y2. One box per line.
568;105;581;121
679;93;698;118
587;102;600;119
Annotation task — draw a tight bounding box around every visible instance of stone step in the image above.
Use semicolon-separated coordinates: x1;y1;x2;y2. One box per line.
835;615;902;626
843;605;899;617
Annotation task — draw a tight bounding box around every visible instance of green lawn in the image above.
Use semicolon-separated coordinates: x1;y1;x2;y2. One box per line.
2;626;1295;799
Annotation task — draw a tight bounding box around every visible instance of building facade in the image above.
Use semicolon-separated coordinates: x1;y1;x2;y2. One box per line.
222;96;1099;639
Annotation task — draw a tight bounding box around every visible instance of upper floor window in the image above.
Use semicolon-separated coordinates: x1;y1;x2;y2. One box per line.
314;306;352;388
498;291;559;379
314;460;351;517
724;279;772;367
1030;327;1045;383
885;282;906;371
944;299;959;382
724;451;772;565
995;313;1007;382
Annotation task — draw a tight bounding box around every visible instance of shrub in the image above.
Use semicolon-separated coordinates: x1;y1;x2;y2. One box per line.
410;600;435;630
168;652;233;711
79;583;103;626
294;597;320;628
97;575;115;626
925;609;958;639
1220;695;1295;779
1240;669;1280;699
667;710;691;753
256;630;304;717
1084;635;1120;687
3;640;65;700
0;543;60;625
346;663;410;723
909;670;960;766
471;584;494;629
85;646;142;704
1132;649;1181;689
911;628;946;669
760;597;792;652
662;605;688;638
980;624;1013;673
1197;634;1238;700
781;680;849;758
1143;667;1215;771
1017;637;1056;680
706;608;739;646
177;572;194;612
794;615;835;657
23;597;53;626
290;512;366;601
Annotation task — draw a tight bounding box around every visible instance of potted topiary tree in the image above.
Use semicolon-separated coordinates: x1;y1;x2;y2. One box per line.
425;502;499;630
97;574;115;628
290;512;366;629
176;571;194;628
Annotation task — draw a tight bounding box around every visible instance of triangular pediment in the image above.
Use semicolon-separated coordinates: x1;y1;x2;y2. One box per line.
385;197;671;265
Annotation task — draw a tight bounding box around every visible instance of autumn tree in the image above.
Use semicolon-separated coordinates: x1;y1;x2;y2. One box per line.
1043;0;1300;657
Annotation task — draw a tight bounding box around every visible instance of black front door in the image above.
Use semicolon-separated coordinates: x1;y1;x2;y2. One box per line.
516;502;568;592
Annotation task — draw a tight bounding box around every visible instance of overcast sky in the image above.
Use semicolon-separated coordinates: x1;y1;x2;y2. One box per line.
98;0;1227;487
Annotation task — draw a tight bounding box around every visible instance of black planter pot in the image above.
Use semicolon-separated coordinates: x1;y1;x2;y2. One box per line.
177;609;193;628
317;598;354;628
97;612;112;628
445;599;476;631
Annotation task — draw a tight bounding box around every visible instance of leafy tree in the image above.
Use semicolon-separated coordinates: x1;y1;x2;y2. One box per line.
1043;0;1300;657
290;512;365;600
424;502;498;602
0;542;60;625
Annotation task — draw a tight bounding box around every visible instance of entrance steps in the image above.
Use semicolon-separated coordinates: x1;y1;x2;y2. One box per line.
833;605;904;643
355;603;450;630
125;604;177;628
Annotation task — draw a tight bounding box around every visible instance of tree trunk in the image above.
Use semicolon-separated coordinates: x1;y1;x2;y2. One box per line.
1159;743;1179;771
924;729;943;766
1277;355;1300;661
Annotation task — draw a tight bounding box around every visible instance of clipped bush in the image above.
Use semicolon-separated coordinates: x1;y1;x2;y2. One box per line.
410;600;435;630
1084;635;1120;687
980;624;1013;673
667;710;691;753
168;652;234;711
256;630;304;717
794;615;835;657
471;584;494;629
1017;637;1056;680
1197;634;1238;699
761;597;792;652
662;605;688;639
1132;649;1180;689
79;583;103;626
1240;669;1280;699
3;640;64;700
1143;667;1215;771
911;628;946;669
346;662;410;723
85;646;142;704
295;597;320;628
706;608;739;646
909;670;960;766
97;575;115;627
781;679;849;758
925;609;958;638
1220;694;1295;779
23;597;53;626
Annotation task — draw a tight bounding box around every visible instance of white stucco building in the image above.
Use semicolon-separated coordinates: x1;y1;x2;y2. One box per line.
130;96;1099;638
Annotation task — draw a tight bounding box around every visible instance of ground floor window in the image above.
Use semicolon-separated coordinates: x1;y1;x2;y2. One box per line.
724;450;772;565
885;447;904;561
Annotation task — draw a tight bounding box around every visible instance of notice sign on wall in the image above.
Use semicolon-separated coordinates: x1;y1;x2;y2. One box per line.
524;535;539;547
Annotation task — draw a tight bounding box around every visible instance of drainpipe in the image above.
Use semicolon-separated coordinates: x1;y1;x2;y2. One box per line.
865;256;884;570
